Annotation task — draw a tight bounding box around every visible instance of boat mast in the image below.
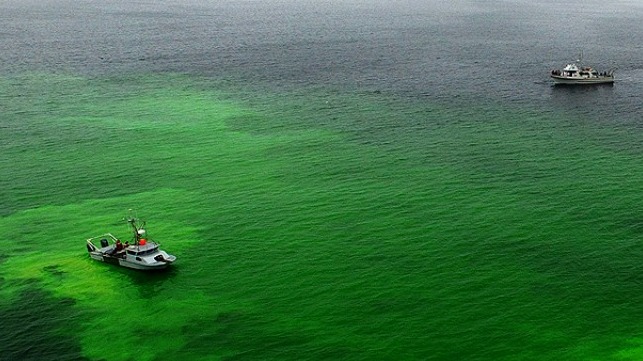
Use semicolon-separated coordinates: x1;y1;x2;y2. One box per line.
125;209;145;245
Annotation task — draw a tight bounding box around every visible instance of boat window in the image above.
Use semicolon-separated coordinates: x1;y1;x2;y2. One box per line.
127;250;136;255
136;247;159;256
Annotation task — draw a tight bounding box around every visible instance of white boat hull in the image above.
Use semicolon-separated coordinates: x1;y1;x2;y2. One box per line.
551;75;614;85
89;251;176;270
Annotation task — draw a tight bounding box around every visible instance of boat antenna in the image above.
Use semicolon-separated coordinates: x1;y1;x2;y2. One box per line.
124;209;145;245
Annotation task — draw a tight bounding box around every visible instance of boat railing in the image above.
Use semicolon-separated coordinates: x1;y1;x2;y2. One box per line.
86;233;119;244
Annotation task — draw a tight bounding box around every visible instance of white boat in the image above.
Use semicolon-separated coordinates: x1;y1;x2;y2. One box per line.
550;59;614;85
86;213;176;270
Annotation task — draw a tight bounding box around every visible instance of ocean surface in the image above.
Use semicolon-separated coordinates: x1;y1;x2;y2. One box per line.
1;0;642;360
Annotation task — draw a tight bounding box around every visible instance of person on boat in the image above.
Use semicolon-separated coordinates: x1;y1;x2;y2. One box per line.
124;241;130;248
109;240;124;256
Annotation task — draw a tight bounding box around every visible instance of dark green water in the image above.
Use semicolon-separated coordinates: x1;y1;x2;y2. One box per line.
1;1;642;360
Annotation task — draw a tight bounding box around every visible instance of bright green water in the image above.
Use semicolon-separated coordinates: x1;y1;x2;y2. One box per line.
1;73;642;361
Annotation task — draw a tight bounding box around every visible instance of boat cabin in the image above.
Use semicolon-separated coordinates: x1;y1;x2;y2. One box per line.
126;245;160;257
562;63;579;76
